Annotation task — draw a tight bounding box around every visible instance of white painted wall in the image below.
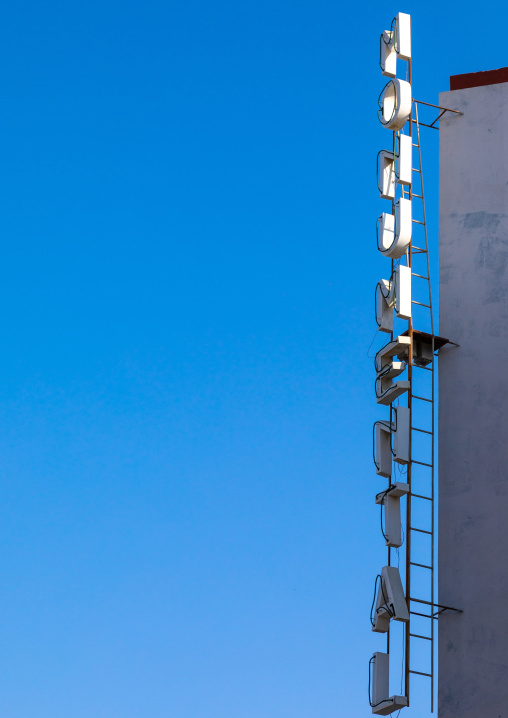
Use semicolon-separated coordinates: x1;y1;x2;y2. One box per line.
439;81;508;717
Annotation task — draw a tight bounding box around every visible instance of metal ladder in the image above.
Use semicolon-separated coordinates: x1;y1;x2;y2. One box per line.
380;96;463;715
397;98;462;713
404;100;436;712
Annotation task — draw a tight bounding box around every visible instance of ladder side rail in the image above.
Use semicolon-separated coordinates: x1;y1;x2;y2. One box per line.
410;101;436;712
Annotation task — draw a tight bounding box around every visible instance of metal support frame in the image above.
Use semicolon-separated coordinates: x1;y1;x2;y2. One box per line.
402;98;439;713
411;99;462;130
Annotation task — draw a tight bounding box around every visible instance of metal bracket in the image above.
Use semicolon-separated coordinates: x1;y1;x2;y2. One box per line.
411;99;463;130
409;596;463;618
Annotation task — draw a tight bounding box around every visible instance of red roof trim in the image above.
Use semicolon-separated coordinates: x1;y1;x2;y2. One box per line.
450;67;508;91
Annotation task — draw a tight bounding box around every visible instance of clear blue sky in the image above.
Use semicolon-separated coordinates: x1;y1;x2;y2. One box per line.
0;1;505;716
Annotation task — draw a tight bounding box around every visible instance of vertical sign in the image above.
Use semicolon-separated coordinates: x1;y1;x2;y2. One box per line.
369;12;412;716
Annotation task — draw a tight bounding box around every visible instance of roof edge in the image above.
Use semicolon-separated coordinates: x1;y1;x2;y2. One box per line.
450;67;508;91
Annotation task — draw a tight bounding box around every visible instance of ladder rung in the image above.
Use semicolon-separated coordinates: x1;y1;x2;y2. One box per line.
411;561;432;570
412;143;419;147
413;220;425;225
413;459;433;468
410;610;438;620
412;394;433;403
412;246;428;253
413;168;422;172
411;492;433;501
409;669;432;678
410;526;432;535
412;426;432;435
412;300;431;308
412;272;429;279
410;633;432;641
412;193;423;198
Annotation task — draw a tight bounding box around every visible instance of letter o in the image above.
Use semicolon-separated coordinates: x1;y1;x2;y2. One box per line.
378;79;412;131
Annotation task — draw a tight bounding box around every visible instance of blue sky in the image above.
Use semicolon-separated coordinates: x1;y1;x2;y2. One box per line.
0;1;505;715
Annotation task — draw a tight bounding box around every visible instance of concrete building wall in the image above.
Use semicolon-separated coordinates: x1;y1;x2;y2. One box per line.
439;80;508;717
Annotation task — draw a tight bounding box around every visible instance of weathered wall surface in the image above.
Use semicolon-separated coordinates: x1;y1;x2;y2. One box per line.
439;82;508;717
